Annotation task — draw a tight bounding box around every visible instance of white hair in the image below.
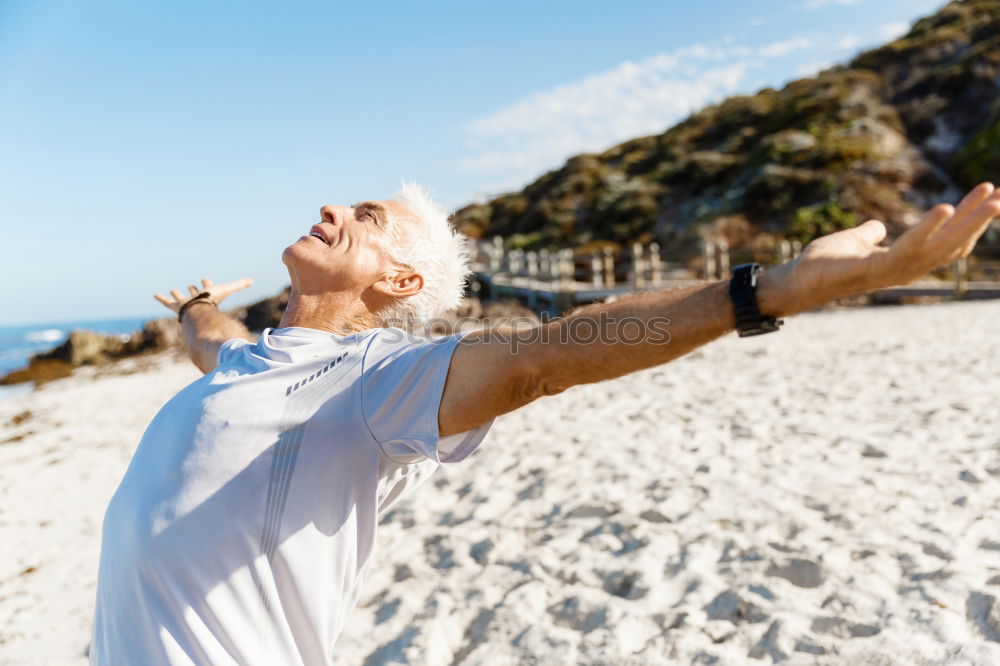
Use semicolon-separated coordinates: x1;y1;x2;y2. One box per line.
376;181;472;326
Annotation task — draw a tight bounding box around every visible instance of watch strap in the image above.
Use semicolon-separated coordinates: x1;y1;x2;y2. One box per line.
728;263;784;337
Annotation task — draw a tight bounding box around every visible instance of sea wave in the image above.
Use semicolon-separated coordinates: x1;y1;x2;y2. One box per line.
24;329;65;344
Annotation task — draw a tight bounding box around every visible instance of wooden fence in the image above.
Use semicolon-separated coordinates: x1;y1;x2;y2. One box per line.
471;236;1000;314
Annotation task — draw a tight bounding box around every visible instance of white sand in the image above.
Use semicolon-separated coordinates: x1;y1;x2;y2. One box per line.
1;301;999;665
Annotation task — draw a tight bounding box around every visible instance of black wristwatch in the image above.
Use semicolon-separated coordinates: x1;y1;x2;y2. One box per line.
728;263;783;337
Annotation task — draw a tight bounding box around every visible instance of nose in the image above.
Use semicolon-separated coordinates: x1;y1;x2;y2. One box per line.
319;205;348;226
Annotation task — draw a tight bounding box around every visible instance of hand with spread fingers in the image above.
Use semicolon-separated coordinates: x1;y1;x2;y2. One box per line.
154;277;254;316
761;182;1000;317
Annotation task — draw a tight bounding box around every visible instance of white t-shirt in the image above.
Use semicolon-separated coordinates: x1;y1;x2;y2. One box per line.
90;326;492;665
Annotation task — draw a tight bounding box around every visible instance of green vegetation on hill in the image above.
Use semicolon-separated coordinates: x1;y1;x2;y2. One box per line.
454;0;1000;253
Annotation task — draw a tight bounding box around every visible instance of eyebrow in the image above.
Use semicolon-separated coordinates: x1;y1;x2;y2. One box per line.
351;201;389;229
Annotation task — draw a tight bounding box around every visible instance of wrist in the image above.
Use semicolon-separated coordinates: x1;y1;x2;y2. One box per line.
755;262;799;319
178;293;218;323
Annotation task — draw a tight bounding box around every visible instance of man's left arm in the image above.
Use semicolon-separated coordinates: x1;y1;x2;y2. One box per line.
439;183;1000;437
154;277;255;374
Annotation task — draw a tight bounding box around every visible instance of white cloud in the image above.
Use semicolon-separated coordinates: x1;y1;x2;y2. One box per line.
460;45;754;180
878;22;910;40
459;30;833;189
836;35;861;50
757;37;812;57
796;60;835;77
801;0;865;9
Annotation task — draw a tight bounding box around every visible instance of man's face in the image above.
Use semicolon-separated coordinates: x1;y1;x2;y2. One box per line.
282;199;420;296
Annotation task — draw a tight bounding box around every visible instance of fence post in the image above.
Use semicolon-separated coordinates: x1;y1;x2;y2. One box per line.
778;239;791;264
717;239;730;279
491;236;504;272
954;257;968;300
526;252;539;308
603;247;616;287
703;239;717;280
649;242;662;286
539;248;551;280
527;251;539;280
631;243;646;289
558;249;572;289
510;249;524;276
591;253;603;287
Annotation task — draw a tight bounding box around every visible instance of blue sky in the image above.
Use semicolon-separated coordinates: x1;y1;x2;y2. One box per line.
0;0;944;325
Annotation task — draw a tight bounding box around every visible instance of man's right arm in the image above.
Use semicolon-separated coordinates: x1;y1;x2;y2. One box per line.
439;182;1000;437
155;277;255;374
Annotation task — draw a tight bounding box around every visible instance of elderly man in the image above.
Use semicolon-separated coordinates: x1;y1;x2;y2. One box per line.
89;181;1000;665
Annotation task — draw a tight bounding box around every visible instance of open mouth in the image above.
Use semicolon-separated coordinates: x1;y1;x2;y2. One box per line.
309;225;332;246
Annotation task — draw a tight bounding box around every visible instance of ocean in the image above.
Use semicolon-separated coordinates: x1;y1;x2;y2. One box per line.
0;316;153;381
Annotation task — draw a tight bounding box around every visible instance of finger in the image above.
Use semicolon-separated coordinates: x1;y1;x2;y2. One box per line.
154;293;178;310
853;219;887;246
188;285;200;296
171;289;186;302
202;278;214;289
900;203;954;247
940;194;1000;245
218;277;254;297
951;195;1000;259
952;182;995;221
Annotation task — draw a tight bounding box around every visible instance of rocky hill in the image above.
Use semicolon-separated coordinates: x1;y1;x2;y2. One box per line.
453;0;1000;253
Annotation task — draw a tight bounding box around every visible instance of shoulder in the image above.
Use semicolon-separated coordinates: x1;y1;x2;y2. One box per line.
216;337;253;367
362;327;462;370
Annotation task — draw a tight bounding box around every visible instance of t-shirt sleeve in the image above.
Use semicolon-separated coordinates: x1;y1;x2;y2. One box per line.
216;337;251;368
361;329;493;465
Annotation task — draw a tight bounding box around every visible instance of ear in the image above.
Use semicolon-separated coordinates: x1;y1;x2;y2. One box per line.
371;269;424;299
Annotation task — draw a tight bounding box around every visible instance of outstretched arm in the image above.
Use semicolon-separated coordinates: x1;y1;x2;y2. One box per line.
154;277;255;374
439;183;1000;436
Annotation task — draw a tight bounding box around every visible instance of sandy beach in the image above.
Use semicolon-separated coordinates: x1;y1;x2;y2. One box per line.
1;300;999;665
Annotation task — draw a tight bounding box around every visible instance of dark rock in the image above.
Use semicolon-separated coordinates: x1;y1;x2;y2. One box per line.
548;593;608;633
44;330;127;366
966;592;1000;642
602;570;649;600
748;620;790;661
469;539;494;565
766;558;826;588
794;639;825;655
705;589;769;624
810;616;881;638
0;358;74;386
0;316;184;385
233;286;290;331
862;444;888;458
960;469;981;483
134;318;182;350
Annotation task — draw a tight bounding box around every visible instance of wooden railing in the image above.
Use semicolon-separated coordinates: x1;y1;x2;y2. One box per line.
471;237;1000;313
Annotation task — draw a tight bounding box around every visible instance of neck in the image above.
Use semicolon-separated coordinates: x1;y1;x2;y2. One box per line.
278;289;378;335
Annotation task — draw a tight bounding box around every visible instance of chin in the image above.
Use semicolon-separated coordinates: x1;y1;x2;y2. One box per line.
282;237;314;267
